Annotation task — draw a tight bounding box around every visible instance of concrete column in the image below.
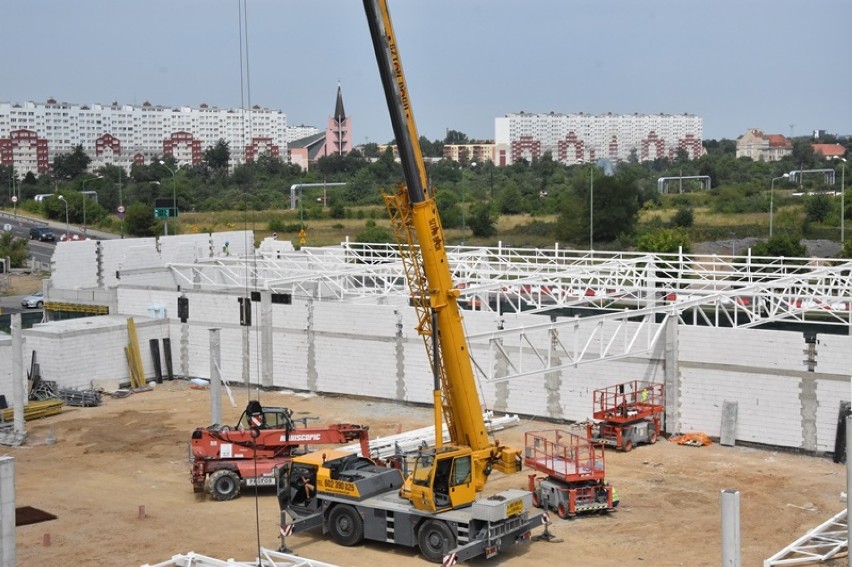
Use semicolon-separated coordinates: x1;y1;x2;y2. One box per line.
664;313;679;435
261;291;273;389
11;314;24;437
209;329;222;426
721;489;741;566
0;456;15;567
180;321;189;380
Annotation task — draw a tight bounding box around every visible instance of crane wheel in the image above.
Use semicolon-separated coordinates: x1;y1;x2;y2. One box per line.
418;519;456;564
208;470;241;501
649;430;658;444
532;491;542;508
623;439;633;453
328;505;364;547
557;503;569;520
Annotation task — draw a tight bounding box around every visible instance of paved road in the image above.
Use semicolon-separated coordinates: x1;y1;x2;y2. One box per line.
1;209;117;266
0;293;41;316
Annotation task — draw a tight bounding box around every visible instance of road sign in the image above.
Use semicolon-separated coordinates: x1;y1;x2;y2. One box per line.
155;208;171;219
3;224;11;232
117;205;126;214
11;196;17;203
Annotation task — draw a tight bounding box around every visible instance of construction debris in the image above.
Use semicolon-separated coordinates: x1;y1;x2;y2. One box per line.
58;388;102;407
670;432;713;447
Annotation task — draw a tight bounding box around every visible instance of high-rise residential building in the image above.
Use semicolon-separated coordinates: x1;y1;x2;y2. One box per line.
0;98;295;175
494;111;703;166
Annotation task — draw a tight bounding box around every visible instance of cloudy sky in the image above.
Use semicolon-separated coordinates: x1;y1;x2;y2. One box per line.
4;0;850;144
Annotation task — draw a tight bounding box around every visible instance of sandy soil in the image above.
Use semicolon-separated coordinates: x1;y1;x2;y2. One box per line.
7;380;847;567
0;273;43;296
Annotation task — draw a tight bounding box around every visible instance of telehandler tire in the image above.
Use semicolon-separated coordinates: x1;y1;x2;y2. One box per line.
208;470;241;501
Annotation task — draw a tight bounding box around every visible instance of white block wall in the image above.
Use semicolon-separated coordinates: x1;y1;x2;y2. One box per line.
50;240;99;289
160;233;215;264
18;315;170;392
101;238;160;287
5;281;852;455
0;335;11;405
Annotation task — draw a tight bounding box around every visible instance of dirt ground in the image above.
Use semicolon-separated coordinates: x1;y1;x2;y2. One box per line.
6;380;847;567
0;273;43;296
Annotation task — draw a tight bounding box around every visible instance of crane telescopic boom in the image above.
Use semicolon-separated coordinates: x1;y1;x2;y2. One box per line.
364;0;522;506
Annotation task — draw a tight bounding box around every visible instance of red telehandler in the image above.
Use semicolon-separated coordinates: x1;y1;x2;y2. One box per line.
191;400;371;501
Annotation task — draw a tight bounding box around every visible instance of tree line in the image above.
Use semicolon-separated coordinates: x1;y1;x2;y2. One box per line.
2;132;850;252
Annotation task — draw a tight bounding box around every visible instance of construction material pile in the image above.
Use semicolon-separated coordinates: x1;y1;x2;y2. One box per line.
58;388;102;407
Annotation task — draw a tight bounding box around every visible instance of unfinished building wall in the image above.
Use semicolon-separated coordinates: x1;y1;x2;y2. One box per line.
3;285;851;455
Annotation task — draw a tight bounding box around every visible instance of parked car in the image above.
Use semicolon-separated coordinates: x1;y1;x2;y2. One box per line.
21;291;45;309
29;227;56;242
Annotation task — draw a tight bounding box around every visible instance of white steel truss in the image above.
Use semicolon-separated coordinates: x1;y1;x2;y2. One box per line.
154;241;852;332
142;547;342;567
763;508;847;566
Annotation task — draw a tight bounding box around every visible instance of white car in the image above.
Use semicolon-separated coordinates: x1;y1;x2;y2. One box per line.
21;291;45;309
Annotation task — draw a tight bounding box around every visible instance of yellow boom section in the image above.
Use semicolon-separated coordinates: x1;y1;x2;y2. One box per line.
366;0;521;486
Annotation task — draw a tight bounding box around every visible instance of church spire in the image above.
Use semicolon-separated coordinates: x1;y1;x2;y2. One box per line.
334;82;346;123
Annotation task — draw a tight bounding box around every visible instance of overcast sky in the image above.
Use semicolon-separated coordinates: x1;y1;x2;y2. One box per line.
4;0;850;145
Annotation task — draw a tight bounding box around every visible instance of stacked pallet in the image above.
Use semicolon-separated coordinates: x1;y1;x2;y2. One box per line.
0;399;64;423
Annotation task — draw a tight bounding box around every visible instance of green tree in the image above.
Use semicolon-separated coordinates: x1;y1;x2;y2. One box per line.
355;220;393;243
52;145;91;180
468;203;497;237
636;227;691;253
204;139;231;171
803;193;832;223
0;232;28;268
557;172;641;244
671;207;694;228
444;130;469;145
124;202;156;237
751;235;807;258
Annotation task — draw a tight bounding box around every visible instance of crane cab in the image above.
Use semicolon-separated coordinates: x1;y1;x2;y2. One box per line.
406;445;476;512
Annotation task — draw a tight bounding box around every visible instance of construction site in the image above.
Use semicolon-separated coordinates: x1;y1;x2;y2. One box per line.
3;1;852;565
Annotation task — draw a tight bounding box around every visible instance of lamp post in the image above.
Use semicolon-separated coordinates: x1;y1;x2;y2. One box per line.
835;157;847;243
159;160;178;236
770;173;789;239
81;175;102;234
590;165;595;251
57;195;69;240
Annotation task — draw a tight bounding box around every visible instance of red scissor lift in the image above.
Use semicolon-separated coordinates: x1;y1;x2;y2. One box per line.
586;380;664;452
524;429;614;519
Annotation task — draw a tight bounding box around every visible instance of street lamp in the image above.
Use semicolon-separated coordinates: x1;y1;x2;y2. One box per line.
770;173;789;239
159;160;178;236
81;175;102;234
590;165;595;251
57;195;69;240
835;157;847;243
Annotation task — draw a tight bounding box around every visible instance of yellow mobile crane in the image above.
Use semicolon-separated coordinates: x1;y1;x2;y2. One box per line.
275;0;543;563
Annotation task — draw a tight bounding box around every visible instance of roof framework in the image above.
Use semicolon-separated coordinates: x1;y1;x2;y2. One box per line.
150;242;852;379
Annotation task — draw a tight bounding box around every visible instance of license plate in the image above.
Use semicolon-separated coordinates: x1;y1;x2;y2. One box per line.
246;477;276;486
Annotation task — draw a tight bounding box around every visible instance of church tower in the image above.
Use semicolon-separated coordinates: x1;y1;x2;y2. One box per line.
323;83;352;156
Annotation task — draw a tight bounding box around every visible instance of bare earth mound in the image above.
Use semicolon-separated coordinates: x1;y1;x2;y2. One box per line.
11;381;847;566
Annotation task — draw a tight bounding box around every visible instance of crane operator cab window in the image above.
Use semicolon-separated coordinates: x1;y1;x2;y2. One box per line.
411;452;435;488
434;455;472;509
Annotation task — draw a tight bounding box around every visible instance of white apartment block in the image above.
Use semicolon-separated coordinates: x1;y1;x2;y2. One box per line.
0;99;302;175
494;111;703;166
